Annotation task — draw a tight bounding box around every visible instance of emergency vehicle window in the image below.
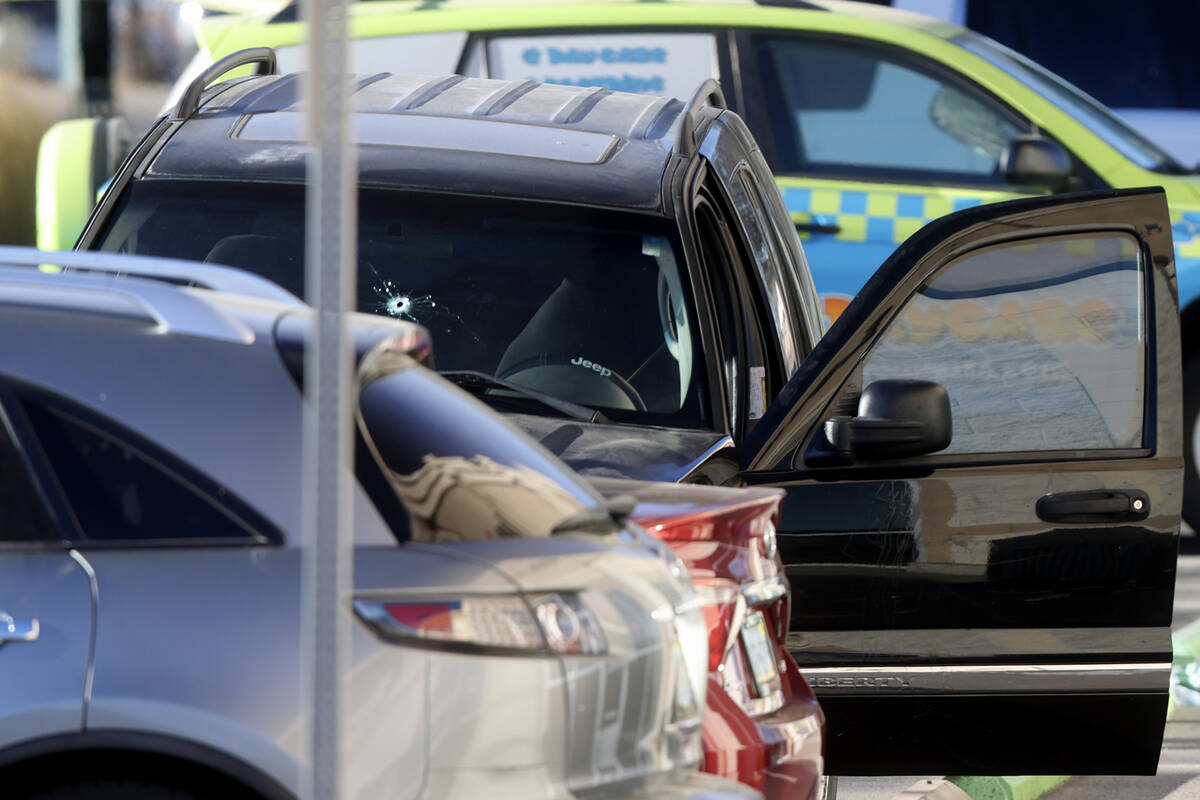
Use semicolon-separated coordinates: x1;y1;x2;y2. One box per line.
862;233;1145;455
274;31;469;76
754;35;1030;183
484;31;718;99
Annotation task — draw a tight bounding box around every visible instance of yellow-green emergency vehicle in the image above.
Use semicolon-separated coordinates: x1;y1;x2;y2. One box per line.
38;0;1200;523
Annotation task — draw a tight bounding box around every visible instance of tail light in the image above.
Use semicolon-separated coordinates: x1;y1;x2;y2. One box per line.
626;485;791;719
692;577;746;672
354;592;607;655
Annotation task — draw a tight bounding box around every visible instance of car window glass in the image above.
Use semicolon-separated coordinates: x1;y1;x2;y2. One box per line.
722;172;789;413
486;32;718;98
0;406;57;543
732;167;809;375
693;176;771;429
756;35;1028;182
22;400;266;543
863;233;1145;454
96;182;706;428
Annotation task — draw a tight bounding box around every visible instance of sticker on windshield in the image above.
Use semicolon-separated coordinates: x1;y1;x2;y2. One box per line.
487;32;719;99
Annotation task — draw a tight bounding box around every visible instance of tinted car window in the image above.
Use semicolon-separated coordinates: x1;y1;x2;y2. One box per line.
97;182;707;428
756;35;1028;183
863;233;1145;454
22;400;269;543
0;407;57;543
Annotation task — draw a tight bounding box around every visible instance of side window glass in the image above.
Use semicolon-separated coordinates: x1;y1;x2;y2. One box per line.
0;407;57;543
694;179;770;426
732;167;810;373
863;234;1145;454
486;32;718;98
756;35;1029;182
22;400;270;543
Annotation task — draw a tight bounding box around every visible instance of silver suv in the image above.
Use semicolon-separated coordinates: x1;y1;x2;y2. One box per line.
0;248;757;800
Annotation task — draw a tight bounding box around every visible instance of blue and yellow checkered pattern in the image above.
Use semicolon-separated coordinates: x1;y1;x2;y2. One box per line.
1173;210;1200;260
783;186;985;244
785;186;1200;265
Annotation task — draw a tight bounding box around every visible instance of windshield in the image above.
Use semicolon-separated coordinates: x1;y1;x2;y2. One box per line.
953;30;1186;175
96;180;708;428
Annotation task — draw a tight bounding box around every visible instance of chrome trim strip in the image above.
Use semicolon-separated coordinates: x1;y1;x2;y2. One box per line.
788;627;1168;660
69;549;98;726
803;662;1170;695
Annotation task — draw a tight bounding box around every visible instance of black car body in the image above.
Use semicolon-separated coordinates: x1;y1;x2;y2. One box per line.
78;51;1184;776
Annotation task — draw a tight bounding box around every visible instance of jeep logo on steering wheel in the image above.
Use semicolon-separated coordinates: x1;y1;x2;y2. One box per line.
571;356;613;378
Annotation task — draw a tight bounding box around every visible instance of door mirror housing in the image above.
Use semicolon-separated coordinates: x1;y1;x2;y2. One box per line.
818;379;951;462
36;116;130;251
1000;134;1072;193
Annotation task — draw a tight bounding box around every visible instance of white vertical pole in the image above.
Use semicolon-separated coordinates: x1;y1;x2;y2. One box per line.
56;0;82;95
300;0;356;792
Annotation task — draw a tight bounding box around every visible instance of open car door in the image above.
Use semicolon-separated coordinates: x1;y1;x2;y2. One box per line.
744;188;1182;776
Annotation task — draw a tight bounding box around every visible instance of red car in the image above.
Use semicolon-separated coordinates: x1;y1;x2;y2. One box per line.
593;479;824;800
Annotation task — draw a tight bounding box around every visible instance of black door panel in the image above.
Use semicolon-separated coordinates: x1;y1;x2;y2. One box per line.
748;188;1182;775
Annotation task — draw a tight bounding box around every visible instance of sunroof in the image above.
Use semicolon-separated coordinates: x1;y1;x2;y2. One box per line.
238;111;619;164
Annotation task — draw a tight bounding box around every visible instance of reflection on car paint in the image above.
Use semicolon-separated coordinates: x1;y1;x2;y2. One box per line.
389;453;582;542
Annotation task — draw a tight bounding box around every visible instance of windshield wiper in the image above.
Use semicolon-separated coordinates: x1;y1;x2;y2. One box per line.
439;370;607;423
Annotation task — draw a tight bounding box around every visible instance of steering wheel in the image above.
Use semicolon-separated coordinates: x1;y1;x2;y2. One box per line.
498;354;647;412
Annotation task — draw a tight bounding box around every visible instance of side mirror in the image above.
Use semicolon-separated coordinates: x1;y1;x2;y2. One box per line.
36;116;130;251
819;379;951;462
1000;134;1071;194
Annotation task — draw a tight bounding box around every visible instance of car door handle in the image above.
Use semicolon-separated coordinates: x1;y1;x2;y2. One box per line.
1036;490;1150;524
794;221;841;235
793;212;840;235
0;612;39;643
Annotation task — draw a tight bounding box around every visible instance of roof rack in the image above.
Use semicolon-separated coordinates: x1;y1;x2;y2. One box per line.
0;247;303;306
174;46;278;121
676;79;727;158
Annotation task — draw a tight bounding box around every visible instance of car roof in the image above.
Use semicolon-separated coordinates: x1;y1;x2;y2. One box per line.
202;0;963;43
148;72;693;212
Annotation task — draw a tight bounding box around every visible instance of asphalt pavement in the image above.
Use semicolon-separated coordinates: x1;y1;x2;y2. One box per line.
831;551;1200;800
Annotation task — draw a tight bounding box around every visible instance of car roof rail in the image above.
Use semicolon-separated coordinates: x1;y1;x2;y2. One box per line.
0;247;303;306
173;46;278;121
0;265;259;344
676;79;727;158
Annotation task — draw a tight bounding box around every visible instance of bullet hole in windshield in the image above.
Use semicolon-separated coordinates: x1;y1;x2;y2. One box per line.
366;263;481;345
